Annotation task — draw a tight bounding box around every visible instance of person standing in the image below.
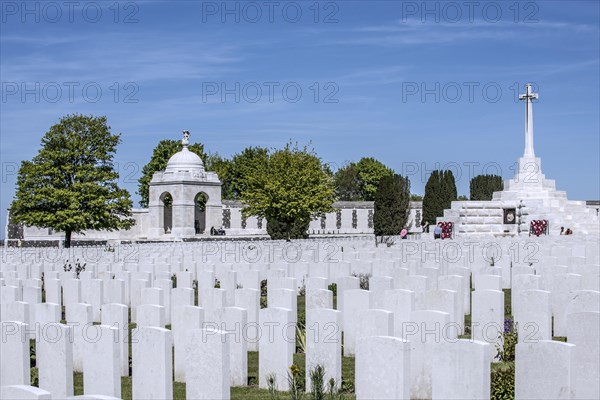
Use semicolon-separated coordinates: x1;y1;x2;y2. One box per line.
434;223;442;239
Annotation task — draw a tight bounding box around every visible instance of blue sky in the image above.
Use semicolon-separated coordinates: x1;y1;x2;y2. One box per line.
1;0;599;237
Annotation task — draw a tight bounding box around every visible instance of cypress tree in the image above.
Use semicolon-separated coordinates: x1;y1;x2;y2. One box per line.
373;174;411;237
470;174;504;200
422;169;457;224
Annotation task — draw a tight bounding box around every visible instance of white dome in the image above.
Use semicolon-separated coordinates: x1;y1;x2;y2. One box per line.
164;147;205;173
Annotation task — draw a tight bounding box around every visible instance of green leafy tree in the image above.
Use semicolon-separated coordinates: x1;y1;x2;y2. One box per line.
241;142;335;240
227;147;269;200
470;174;504;200
373;174;411;238
137;140;207;207
334;158;394;201
333;163;362;201
422;170;457;224
355;157;395;201
204;152;233;199
10;114;134;248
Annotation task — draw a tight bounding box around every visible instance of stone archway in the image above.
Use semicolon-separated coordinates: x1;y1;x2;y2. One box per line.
160;192;173;234
194;192;208;234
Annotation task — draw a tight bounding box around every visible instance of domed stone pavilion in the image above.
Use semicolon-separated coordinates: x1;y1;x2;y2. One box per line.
147;131;222;238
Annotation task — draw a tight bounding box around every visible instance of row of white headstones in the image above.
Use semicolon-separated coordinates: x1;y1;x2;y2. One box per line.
1;237;599;399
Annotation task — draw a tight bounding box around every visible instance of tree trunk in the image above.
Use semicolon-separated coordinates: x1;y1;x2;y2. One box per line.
64;230;72;248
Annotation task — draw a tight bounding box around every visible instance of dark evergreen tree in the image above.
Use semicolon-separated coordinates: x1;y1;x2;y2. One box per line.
373;174;411;238
422;170;441;225
470;174;504;200
422;170;457;224
443;170;458;205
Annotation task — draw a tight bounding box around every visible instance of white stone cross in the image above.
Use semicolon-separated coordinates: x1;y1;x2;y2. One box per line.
519;83;538;158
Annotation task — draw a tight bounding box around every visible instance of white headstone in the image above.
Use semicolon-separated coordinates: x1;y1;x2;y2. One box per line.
305;308;342;392
383;289;414;338
356;309;393;346
0;385;51;399
136;304;165;328
101;303;129;376
34;303;61;339
1;285;20;304
65;302;92;372
141;287;164;306
63;279;81;307
155;279;173;324
171;287;194;315
471;289;504;360
37;323;74;399
1;301;29;324
132;326;173;400
551;273;582;337
104;279;125;305
369;276;394;309
474;274;502;291
176;271;193;289
215;306;248;387
44;279;62;305
268;288;297;323
306;288;333;310
22;285;41;305
1;321;30;385
515;340;575;400
88;279;103;322
514;289;551;342
238;269;260;290
408;310;453;399
415;289;460;333
130;279;149;322
335;276;360;324
567;311;600;400
83;325;121;398
356;336;410;400
234;288;260;351
172;305;204;382
258;307;295;389
185;329;230;400
219;269;237;306
432;340;491;399
343;289;372;356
